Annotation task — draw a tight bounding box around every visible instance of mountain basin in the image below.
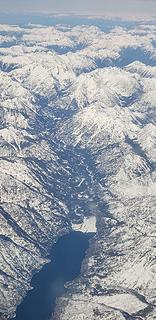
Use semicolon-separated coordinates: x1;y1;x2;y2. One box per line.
11;231;92;320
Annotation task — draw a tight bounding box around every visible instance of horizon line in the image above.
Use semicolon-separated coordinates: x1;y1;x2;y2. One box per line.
0;11;156;24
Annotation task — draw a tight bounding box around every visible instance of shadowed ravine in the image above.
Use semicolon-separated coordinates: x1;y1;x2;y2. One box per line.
11;232;91;320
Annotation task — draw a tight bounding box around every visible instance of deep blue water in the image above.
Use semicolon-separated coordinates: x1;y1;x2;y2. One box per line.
12;232;91;320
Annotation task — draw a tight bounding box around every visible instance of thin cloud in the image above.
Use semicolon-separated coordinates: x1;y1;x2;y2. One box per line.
0;0;156;17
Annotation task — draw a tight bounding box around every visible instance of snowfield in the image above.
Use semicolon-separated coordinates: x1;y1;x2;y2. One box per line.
0;21;156;320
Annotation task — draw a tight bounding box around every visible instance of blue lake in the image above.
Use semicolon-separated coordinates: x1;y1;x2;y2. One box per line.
12;231;91;320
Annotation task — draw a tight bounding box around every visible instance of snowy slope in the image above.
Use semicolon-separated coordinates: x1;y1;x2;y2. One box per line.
0;22;156;320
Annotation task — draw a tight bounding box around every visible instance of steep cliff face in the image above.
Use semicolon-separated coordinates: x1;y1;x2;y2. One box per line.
0;22;156;319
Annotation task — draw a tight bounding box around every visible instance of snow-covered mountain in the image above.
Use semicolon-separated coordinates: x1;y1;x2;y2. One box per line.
0;22;156;320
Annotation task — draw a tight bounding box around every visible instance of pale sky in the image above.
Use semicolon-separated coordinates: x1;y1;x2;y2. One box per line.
0;0;156;17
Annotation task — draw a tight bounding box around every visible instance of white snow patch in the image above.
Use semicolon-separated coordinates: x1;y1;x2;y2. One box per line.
96;293;148;315
72;216;96;233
